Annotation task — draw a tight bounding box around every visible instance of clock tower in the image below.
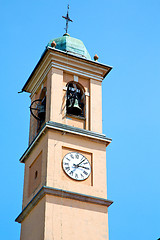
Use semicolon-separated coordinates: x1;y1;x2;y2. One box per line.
16;32;113;240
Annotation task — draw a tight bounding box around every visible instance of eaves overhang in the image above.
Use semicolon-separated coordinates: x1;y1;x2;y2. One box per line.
19;121;112;163
21;47;112;93
15;186;113;223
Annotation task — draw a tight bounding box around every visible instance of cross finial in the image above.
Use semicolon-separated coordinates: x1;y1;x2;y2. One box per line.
62;4;73;34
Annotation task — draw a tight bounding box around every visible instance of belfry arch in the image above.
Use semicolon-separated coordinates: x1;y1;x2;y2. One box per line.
66;81;85;117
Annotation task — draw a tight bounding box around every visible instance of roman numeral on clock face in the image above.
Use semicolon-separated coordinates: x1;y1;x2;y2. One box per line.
64;162;69;165
81;174;84;179
65;167;70;171
81;157;86;162
75;153;79;159
83;170;88;175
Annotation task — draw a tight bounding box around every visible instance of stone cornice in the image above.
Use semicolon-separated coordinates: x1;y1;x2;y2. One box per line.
47;121;111;142
22;47;112;93
19;121;112;163
15;186;113;223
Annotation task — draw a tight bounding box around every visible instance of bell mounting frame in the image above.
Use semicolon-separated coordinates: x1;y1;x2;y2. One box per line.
30;99;43;121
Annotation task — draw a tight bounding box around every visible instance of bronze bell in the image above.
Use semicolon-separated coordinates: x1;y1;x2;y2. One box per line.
38;104;45;120
68;98;82;115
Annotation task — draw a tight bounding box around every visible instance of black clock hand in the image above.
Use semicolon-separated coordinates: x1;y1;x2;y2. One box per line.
76;158;86;167
77;166;89;170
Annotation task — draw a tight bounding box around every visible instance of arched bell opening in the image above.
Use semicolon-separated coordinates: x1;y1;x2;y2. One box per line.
66;82;85;118
37;87;47;131
30;87;47;132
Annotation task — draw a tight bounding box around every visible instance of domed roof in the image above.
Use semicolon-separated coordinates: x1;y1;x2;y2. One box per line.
47;34;91;60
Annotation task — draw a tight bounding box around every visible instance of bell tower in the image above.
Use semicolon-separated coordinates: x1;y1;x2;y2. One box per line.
16;30;113;239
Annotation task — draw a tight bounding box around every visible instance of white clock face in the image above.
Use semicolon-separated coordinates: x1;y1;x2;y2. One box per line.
62;152;91;181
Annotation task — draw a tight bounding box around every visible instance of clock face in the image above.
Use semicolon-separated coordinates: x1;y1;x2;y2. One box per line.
62;152;91;181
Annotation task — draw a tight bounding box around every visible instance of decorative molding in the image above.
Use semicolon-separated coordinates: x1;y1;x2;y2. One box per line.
50;61;103;81
22;48;112;94
30;59;104;97
47;121;111;142
15;186;113;223
26;52;51;93
30;61;52;98
19;121;112;163
48;47;112;72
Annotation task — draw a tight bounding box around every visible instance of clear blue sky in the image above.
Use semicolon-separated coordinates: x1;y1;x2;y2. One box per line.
1;0;160;239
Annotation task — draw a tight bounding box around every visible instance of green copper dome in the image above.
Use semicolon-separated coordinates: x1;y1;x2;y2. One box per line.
47;34;91;60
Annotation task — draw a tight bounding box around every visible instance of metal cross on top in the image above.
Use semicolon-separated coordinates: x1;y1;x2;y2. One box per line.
62;4;73;34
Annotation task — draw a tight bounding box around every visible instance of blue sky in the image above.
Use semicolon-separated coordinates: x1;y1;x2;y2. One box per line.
1;0;160;239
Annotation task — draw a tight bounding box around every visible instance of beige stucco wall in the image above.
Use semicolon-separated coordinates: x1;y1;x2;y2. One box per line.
23;127;107;209
20;197;45;240
44;195;109;240
20;194;109;240
90;79;102;133
49;68;63;123
22;133;48;208
28;151;42;196
47;129;107;199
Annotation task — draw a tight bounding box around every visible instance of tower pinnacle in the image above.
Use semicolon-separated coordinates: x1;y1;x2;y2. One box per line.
62;4;73;34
